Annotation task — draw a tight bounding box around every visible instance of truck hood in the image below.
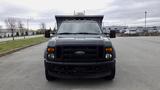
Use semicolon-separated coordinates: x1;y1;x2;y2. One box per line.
48;34;111;46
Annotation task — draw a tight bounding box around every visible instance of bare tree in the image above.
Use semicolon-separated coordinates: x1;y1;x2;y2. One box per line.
0;25;2;33
40;22;46;34
18;20;25;39
5;17;16;40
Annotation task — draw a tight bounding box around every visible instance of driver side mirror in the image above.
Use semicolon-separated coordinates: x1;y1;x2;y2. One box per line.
44;30;51;38
110;30;116;38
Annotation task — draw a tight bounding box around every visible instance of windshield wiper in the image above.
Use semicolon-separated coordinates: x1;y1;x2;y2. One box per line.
57;32;100;35
75;32;99;35
57;32;74;35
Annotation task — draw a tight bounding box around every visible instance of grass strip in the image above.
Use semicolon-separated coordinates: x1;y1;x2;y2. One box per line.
0;37;48;54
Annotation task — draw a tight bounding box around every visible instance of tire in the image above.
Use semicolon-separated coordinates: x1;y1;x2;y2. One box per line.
104;63;115;80
45;69;56;81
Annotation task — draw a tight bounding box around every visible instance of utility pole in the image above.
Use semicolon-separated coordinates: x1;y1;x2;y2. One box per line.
25;17;30;38
74;10;75;15
24;19;29;39
145;11;147;31
84;10;85;15
27;19;29;30
26;17;33;30
25;17;33;37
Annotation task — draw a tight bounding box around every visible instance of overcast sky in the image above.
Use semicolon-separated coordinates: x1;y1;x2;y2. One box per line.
0;0;160;29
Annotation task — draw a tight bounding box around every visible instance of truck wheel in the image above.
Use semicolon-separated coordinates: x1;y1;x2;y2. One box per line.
45;69;56;81
104;64;115;80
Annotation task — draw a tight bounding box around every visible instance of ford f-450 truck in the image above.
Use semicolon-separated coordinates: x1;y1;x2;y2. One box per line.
44;15;116;81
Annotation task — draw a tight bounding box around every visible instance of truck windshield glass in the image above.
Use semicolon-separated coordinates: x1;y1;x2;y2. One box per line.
57;22;102;34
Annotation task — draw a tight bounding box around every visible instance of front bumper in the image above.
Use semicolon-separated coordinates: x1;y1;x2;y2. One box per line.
44;60;115;79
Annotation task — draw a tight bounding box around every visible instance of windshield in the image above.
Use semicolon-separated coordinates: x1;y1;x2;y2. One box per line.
57;21;102;34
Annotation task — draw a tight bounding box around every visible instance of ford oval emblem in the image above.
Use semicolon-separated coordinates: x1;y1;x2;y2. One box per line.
74;51;85;55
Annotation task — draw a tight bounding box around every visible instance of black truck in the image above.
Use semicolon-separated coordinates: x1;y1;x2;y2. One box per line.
44;15;116;81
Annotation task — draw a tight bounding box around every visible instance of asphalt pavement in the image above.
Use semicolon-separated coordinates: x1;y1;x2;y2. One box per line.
0;36;160;90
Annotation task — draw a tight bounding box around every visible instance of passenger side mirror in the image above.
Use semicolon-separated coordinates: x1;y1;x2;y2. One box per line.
103;32;110;37
110;30;116;38
44;30;51;38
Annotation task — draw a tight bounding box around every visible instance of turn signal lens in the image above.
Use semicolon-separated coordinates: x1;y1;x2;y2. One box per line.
47;48;55;53
105;48;112;53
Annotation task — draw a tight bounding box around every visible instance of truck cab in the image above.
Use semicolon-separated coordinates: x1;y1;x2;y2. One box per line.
44;15;116;80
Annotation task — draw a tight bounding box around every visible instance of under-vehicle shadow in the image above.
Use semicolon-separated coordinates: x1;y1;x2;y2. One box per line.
46;78;115;89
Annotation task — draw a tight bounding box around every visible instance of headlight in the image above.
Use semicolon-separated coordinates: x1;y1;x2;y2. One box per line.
48;53;55;59
105;54;112;59
47;47;55;60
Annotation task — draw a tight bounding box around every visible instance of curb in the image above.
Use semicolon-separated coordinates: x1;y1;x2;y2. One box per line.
0;41;46;57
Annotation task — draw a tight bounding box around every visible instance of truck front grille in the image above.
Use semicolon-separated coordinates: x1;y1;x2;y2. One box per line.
55;45;104;60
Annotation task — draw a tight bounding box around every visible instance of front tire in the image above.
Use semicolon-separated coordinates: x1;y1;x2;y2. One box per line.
45;69;56;81
104;63;115;80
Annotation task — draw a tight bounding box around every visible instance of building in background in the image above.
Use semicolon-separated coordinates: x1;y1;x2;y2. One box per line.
0;28;37;38
103;26;128;33
103;25;160;36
